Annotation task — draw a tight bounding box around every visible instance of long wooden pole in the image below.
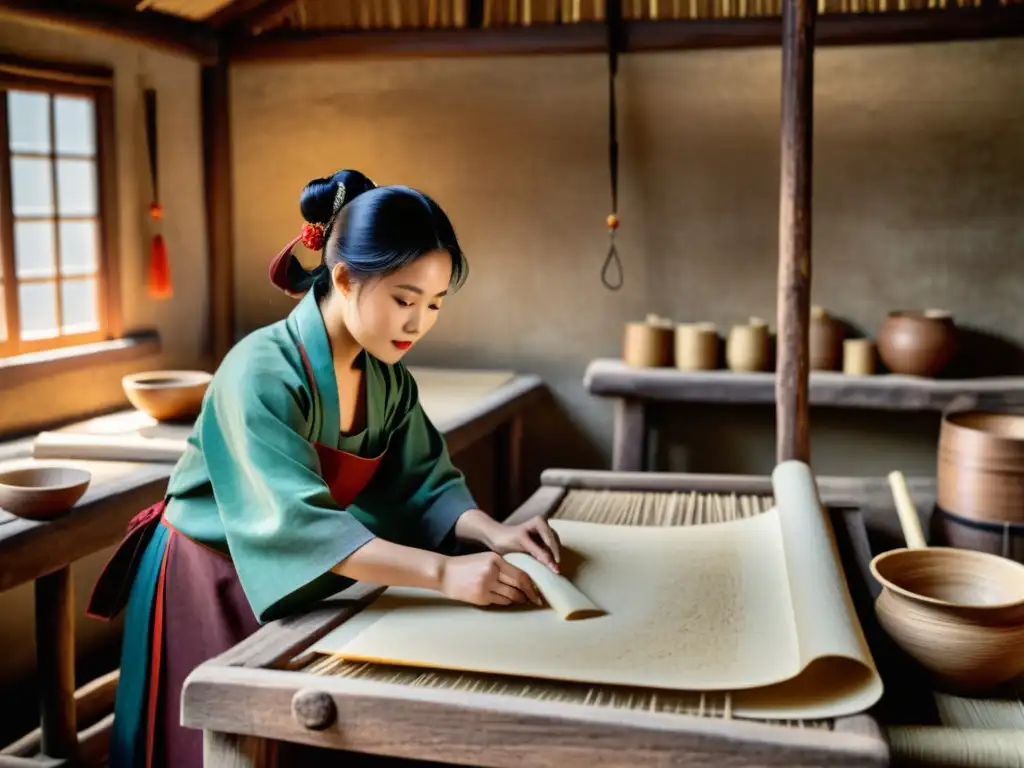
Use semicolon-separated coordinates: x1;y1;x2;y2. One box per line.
776;0;816;464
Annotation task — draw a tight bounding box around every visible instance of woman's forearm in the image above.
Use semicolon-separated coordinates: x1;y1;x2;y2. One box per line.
331;538;446;590
453;508;499;547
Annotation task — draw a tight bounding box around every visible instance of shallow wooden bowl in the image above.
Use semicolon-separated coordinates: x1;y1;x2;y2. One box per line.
0;465;92;520
938;411;1024;524
122;370;212;421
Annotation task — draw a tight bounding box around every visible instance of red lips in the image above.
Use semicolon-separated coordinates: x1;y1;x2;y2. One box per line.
392;341;412;350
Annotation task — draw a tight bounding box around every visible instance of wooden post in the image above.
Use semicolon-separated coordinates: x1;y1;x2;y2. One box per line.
202;54;236;364
34;567;76;760
775;0;816;464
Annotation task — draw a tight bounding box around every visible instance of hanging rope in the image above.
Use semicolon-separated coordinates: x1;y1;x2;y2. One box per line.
601;0;624;291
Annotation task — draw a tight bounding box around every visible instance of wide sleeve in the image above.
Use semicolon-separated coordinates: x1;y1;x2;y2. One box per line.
197;347;376;623
360;367;478;552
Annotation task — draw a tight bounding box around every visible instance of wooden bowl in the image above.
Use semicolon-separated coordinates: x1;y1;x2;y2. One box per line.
938;410;1024;524
122;370;212;421
0;465;92;520
872;545;1024;693
876;309;957;377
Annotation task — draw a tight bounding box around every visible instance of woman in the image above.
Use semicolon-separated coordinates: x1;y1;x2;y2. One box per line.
88;169;561;768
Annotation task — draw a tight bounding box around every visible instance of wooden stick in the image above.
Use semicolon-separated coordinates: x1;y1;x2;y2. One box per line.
775;0;816;464
2;670;119;758
34;568;76;760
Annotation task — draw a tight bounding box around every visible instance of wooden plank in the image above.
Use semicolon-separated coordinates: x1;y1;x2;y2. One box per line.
0;756;66;768
182;665;888;767
203;730;278;768
611;399;646;471
500;484;568;526
201;55;236;364
0;0;220;63
0;461;170;591
537;467;938;544
0;334;160;392
214;582;383;670
775;0;816;464
583;358;1024;412
34;568;76;761
436;374;546;456
225;7;1024;62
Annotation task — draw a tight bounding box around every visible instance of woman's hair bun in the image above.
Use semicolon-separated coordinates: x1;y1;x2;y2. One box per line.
299;169;377;225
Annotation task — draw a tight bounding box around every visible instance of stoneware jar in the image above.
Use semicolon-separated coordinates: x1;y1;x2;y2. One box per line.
876;310;957;377
726;321;770;372
809;306;845;371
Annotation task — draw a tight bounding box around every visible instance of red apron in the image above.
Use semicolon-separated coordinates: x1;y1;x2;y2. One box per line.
87;345;381;768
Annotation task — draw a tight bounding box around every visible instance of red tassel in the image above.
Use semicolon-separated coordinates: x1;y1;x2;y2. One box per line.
147;233;173;299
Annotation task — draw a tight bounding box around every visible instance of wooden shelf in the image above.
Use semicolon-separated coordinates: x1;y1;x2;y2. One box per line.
227;6;1024;61
585;358;1024;412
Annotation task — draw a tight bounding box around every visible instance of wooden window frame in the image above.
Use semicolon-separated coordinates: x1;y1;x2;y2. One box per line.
0;54;122;360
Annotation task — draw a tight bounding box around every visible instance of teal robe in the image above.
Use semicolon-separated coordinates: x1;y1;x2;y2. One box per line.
109;282;477;767
164;282;478;621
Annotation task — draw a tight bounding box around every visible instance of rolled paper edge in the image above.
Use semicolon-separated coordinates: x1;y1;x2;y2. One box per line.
503;553;605;621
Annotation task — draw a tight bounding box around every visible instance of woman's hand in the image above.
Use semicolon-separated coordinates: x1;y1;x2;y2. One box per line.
439;552;543;607
454;509;562;574
485;517;561;574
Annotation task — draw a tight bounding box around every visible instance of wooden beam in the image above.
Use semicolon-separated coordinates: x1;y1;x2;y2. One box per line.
201;55;236;363
224;7;1024;62
226;22;609;61
0;0;219;64
205;0;293;29
775;0;815;464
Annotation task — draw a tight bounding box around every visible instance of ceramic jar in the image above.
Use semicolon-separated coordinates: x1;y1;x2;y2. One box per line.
623;318;674;368
809;306;844;371
877;310;957;377
675;322;719;371
726;319;771;372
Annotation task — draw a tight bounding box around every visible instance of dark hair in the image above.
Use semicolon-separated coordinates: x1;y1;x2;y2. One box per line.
270;169;468;297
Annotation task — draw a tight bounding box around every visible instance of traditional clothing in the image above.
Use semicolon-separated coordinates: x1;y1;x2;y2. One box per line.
88;278;477;768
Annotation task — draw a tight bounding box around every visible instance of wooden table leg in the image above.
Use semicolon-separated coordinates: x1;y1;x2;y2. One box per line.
612;398;646;472
34;567;76;761
492;416;523;521
203;731;278;767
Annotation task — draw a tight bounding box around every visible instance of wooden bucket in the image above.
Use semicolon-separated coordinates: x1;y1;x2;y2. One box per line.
937;410;1024;525
930;505;1024;566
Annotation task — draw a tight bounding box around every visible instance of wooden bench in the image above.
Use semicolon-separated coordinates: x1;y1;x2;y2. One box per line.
583;357;1024;471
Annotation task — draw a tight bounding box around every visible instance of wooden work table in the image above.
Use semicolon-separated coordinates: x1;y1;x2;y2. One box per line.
179;469;945;768
583;357;1024;471
0;370;547;767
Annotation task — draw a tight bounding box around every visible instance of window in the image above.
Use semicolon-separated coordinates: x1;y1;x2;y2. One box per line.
0;56;120;359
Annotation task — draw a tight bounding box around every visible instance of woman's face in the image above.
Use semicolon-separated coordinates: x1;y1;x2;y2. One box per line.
334;249;453;365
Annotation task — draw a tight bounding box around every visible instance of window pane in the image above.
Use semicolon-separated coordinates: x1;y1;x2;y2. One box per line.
19;281;58;340
58;220;97;276
14;220;56;279
54;95;95;156
8;91;51;154
61;278;99;334
56;159;97;216
11;157;54;216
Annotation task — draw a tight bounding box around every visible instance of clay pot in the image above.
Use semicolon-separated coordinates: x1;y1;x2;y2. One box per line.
937;410;1024;525
675;322;718;371
843;339;876;376
726;321;770;372
622;319;674;368
809;306;844;371
876;310;957;377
